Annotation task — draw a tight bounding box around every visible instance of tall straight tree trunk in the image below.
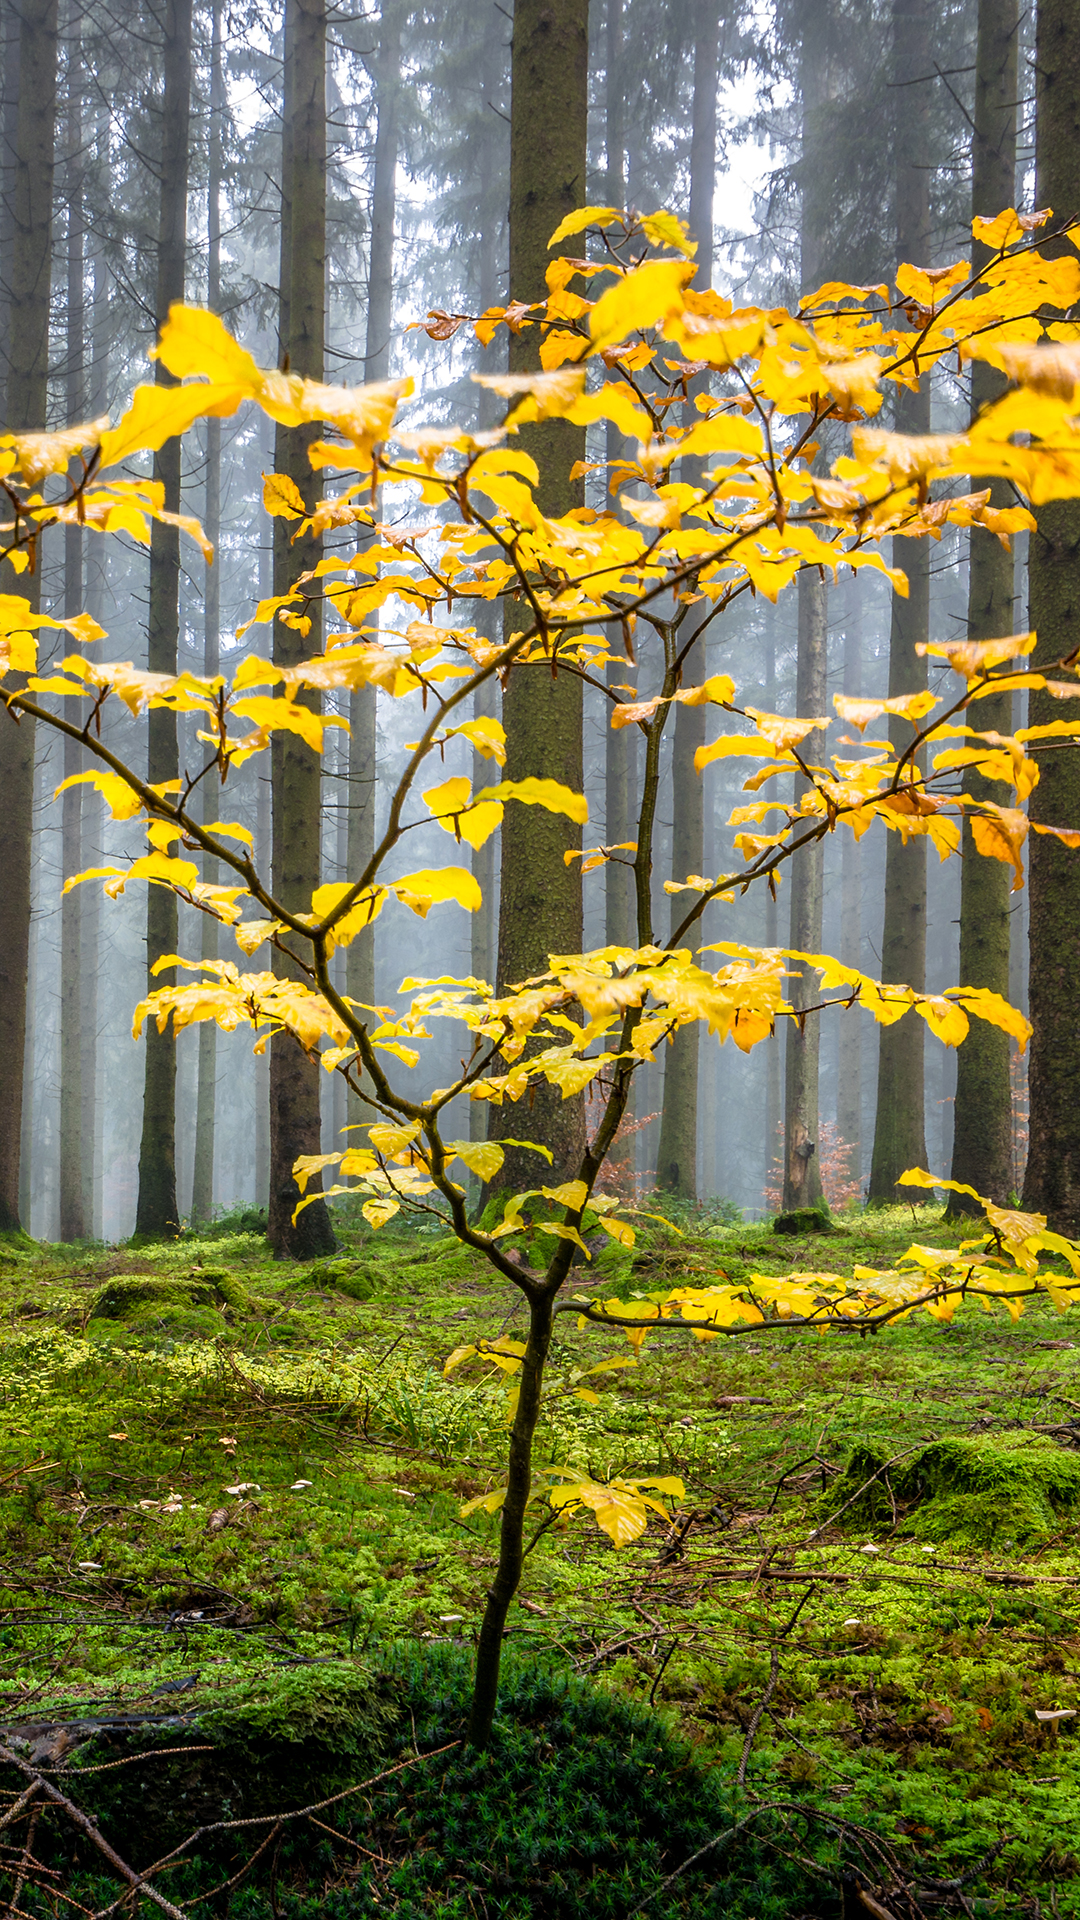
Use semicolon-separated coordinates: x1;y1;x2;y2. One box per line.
134;0;192;1239
948;0;1018;1213
190;0;224;1229
469;19;508;1160
603;0;635;954
489;0;589;1192
1023;0;1080;1232
59;49;85;1241
344;0;400;1137
836;579;863;1185
0;0;57;1234
868;0;931;1202
656;0;719;1202
269;0;336;1256
80;221;109;1239
763;603;782;1199
782;0;830;1214
783;574;827;1208
0;0;21;422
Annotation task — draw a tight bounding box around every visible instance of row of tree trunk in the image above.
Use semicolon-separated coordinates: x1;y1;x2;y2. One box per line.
1;0;1079;1242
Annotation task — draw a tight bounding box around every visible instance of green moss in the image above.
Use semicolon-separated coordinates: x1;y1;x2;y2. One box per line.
833;1431;1080;1547
773;1204;833;1235
304;1257;377;1301
89;1275;220;1318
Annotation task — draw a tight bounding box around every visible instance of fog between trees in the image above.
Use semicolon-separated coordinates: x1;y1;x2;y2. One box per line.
0;0;1050;1242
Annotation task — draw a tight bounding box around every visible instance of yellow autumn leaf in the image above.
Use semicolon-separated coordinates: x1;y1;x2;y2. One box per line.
547;205;624;248
262;471;305;519
541;1179;589;1211
153;303;264;388
474;778;588;824
447;1140;505;1182
54;769;144;822
99;382;244;469
362;1196;400;1229
11;417;110;486
388;866;483;915
588;259;695;352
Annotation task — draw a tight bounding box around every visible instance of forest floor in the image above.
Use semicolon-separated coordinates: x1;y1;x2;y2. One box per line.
1;1201;1079;1917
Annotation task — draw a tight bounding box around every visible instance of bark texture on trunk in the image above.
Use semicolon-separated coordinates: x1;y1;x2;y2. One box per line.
656;0;719;1203
1023;0;1080;1232
948;0;1018;1214
190;0;224;1229
781;0;831;1214
135;0;192;1239
0;0;57;1234
867;0;931;1202
269;0;336;1256
783;571;827;1210
836;585;863;1187
489;0;589;1192
59;51;85;1242
344;0;400;1137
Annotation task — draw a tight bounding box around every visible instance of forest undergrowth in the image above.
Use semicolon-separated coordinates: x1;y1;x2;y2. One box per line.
1;1202;1079;1917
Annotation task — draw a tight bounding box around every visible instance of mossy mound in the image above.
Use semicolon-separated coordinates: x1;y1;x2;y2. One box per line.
18;1650;808;1918
773;1204;832;1235
304;1256;377;1301
89;1274;220;1318
832;1431;1080;1548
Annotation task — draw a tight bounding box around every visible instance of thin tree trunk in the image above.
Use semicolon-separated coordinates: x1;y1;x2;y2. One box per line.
836;579;863;1187
135;0;192;1239
469;17;507;1159
190;0;224;1229
344;0;400;1138
656;0;719;1203
948;0;1018;1214
0;0;57;1235
603;0;635;954
0;0;21;422
269;0;336;1256
59;44;85;1241
1023;0;1080;1232
763;602;782;1202
255;744;271;1215
782;0;830;1214
80;223;109;1241
783;572;827;1210
867;0;931;1202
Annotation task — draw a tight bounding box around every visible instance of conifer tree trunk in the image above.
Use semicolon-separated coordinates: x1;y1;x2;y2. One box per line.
59;50;85;1241
0;0;20;423
344;0;401;1136
80;220;109;1240
782;0;829;1214
867;0;931;1202
0;0;57;1234
190;0;224;1230
1023;0;1080;1232
836;582;863;1185
763;604;782;1198
948;0;1018;1213
656;0;719;1203
603;0;635;955
489;0;589;1192
134;0;192;1239
269;0;336;1256
469;21;508;1147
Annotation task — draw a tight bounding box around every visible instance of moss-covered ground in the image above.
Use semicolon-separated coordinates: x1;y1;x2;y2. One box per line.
2;1201;1079;1915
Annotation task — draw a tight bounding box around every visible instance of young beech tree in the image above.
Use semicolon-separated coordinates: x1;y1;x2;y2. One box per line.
5;205;1080;1746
